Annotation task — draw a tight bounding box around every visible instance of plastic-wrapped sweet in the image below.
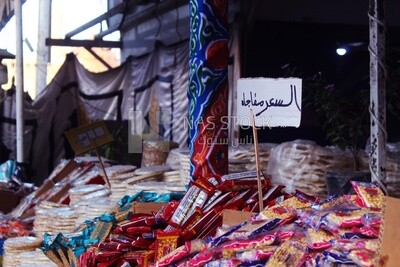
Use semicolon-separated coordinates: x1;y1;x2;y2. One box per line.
305;228;334;251
234;247;277;262
155;239;207;266
351;181;384;209
321;209;367;233
256;205;296;225
322;250;355;265
265;239;307;267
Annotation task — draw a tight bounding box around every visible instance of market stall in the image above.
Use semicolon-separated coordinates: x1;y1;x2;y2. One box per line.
1;148;397;266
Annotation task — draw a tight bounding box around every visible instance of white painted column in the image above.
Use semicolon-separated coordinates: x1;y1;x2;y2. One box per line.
369;0;387;189
36;0;52;95
15;0;25;163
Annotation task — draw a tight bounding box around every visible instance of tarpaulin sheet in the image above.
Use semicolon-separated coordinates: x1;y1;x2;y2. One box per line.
0;89;36;164
22;41;189;184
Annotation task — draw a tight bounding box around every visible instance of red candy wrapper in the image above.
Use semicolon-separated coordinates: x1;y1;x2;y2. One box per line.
154;229;181;262
97;257;120;267
96;242;130;252
114;217;150;234
195;210;223;239
79;249;96;267
183;207;222;241
95;250;122;262
217;179;269;192
348;226;380;238
245;188;266;206
184;248;215;267
322;249;355;265
305;228;334;251
233;247;277;261
126;226;152;235
198;258;242;266
265;239;307;267
123;250;154;266
220;233;276;250
347;248;377;267
333;239;379;252
275;229;298;241
168;186;201;228
256;205;296;225
263;185;286;203
155;239;207;266
131;237;155;249
214;219;277;243
180;206;203;231
155;200;180;223
303;253;325;267
321;209;368;234
295;190;320;205
106;237;133;245
263;195;285;210
127;213;153;222
192;176;217;196
222;191;248;211
203;191;235;213
271;223;304;242
351;181;384;209
361;212;382;229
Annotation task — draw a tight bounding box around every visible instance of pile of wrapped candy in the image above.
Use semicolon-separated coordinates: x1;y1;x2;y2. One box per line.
40;170;384;267
0;219;33;239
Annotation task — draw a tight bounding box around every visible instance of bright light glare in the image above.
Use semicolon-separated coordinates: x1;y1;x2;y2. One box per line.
336;48;347;56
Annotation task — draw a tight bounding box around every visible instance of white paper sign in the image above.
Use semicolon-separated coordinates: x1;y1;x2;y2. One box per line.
237;78;302;127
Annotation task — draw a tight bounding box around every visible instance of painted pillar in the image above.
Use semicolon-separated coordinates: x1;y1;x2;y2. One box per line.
36;0;52;95
188;0;229;183
369;0;387;189
15;0;25;163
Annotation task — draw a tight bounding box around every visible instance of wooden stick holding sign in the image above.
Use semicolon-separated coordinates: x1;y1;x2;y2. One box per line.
250;109;264;211
92;139;111;188
237;77;302;210
65;121;113;188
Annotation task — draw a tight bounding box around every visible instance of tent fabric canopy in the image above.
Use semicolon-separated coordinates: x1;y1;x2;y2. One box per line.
0;41;189;184
0;48;14;59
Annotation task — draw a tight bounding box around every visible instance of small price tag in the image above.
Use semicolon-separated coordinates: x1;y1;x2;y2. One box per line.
65;121;113;155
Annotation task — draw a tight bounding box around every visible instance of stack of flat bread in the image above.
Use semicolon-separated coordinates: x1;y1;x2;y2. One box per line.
268;140;355;196
104;165;136;203
3;236;43;267
229;143;277;174
33;201;68;237
18;249;57;267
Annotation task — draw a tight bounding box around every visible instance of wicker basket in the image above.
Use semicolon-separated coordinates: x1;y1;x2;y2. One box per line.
141;140;179;167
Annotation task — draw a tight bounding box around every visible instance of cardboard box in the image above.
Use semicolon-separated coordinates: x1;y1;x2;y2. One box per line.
132;202;165;214
222;209;255;226
222;196;400;266
379;196;400;267
0;187;26;214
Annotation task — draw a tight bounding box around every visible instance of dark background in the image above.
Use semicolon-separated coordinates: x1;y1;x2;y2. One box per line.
240;20;400;146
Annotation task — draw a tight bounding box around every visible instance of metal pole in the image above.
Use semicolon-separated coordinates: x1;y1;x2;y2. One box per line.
229;13;241;144
36;0;51;95
369;0;387;190
15;0;25;163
